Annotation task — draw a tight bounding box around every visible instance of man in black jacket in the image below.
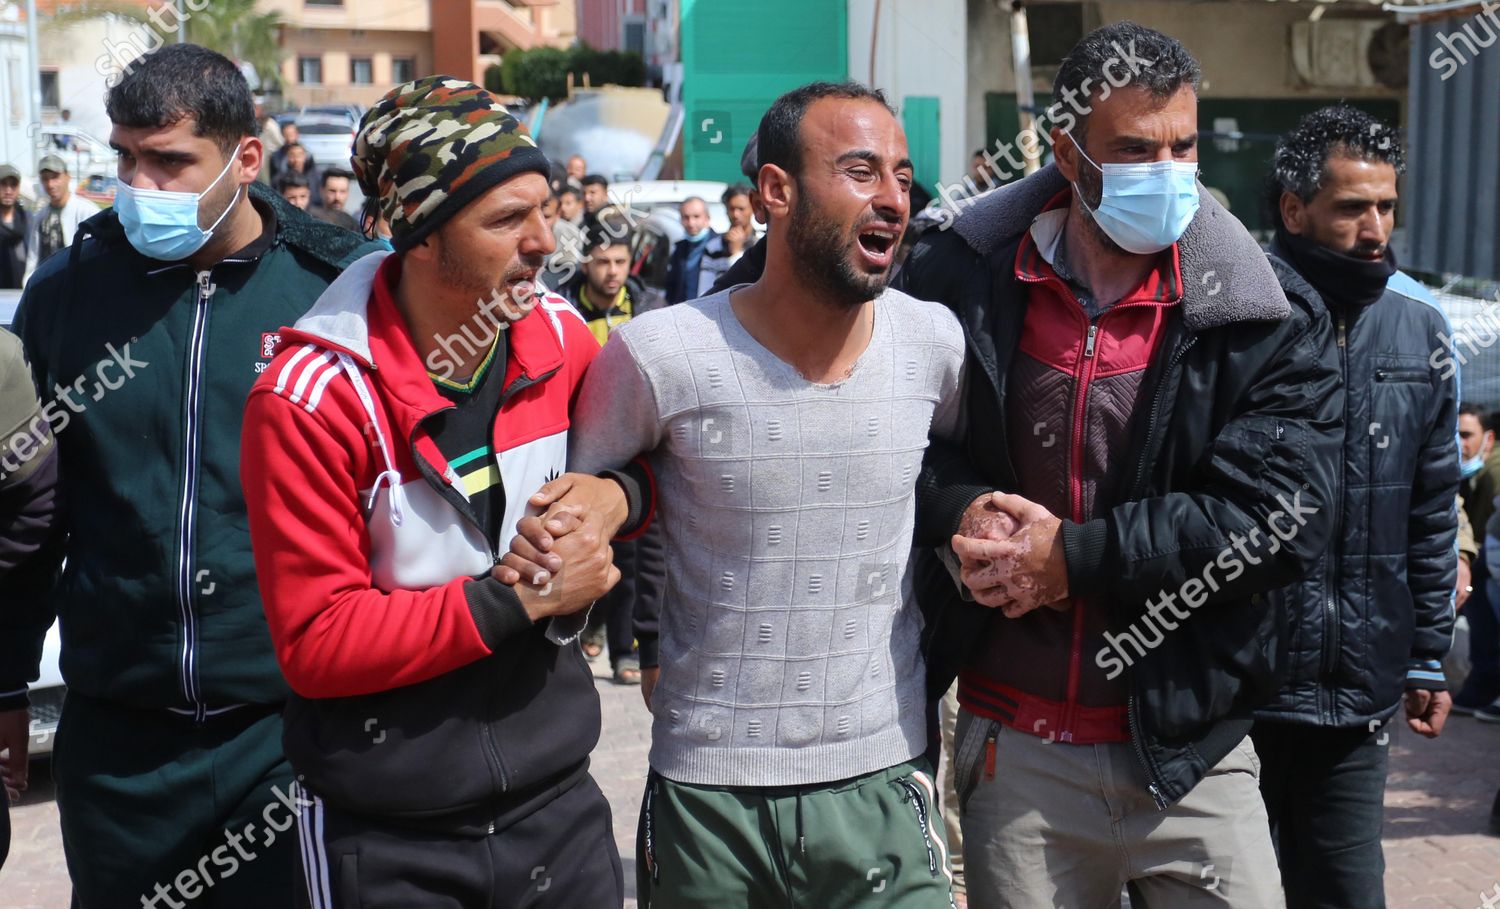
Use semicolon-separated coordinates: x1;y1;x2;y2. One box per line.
1251;106;1457;909
897;22;1341;907
0;165;30;289
663;196;714;304
0;327;62;872
557;212;668;343
12;46;385;906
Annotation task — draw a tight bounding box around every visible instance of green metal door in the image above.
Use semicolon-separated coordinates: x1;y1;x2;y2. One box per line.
680;0;849;182
902;96;941;196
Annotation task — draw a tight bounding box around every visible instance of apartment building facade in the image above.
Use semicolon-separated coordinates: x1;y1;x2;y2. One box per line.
264;0;576;108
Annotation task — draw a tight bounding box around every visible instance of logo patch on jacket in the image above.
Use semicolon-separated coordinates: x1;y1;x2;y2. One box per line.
256;332;283;374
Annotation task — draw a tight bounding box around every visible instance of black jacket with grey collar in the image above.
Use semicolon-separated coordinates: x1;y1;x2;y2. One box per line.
897;164;1344;807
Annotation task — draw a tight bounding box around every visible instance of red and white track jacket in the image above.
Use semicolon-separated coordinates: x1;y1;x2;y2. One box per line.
241;251;607;832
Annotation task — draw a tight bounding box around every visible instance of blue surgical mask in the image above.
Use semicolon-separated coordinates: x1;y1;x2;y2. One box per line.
115;149;242;260
1462;452;1487;479
1073;143;1199;255
687;227;712;242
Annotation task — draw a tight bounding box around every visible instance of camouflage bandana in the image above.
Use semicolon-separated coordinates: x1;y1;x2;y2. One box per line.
353;75;551;252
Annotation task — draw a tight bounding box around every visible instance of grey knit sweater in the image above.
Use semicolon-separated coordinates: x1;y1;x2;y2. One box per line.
569;287;965;786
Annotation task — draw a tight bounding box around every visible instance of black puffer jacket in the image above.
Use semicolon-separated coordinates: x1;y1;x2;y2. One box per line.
1254;238;1458;728
898;165;1344;807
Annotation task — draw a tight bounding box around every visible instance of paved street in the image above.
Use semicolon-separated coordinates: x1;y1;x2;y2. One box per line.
3;670;1498;908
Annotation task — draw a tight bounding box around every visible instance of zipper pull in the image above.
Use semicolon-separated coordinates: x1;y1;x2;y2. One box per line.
984;733;997;781
196;270;217;302
1084;324;1098;358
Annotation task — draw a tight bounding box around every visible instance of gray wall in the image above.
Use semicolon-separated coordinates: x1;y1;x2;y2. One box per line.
1407;14;1500;281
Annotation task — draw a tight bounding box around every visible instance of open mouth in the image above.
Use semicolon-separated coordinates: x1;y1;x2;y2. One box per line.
856;226;899;265
505;270;539;293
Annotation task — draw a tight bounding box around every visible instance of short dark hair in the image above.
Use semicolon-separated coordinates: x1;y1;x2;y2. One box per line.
1460;402;1491;432
722;183;753;205
105;44;257;156
583;211;632;255
284;141;306;155
321;166;353;188
757;81;893;179
1264;105;1405;233
1051;22;1201;144
276;171;309;192
559;185;581;201
581;174;608;190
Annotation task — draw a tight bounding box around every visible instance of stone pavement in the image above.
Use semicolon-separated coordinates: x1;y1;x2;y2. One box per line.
3;671;1498;908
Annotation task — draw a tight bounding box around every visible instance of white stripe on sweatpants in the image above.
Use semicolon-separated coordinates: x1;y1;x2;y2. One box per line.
294;781;314;907
295;782;333;909
911;769;956;888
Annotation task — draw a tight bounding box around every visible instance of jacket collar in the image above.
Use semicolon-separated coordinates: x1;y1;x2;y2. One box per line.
79;181;370;273
950;164;1289;331
1015;191;1183;309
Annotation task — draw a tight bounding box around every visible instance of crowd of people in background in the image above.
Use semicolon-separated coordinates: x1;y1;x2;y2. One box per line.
0;154;95;290
0;21;1497;909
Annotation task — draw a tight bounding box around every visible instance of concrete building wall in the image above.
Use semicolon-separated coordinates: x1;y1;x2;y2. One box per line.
576;0;648;51
278;29;433;108
0;16;35;183
848;0;969;188
1406;8;1500;281
39;15;157;142
964;0;1405;156
1100;0;1402;100
259;0;430;32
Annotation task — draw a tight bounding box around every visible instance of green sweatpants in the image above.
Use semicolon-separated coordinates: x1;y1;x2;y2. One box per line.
637;758;957;908
53;692;297;909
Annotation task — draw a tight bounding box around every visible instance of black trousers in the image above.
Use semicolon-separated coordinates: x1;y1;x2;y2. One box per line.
1251;718;1392;909
588;531;665;670
295;773;622;909
0;789;9;873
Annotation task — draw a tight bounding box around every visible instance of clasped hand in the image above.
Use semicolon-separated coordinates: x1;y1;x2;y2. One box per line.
951;492;1070;618
492;473;627;621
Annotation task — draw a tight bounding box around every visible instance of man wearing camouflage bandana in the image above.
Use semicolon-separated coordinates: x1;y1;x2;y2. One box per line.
242;76;650;907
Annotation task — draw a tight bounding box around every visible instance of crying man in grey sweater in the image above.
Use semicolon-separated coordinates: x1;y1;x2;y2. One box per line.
505;82;965;908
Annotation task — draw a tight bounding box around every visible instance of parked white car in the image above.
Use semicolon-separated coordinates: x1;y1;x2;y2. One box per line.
293;115;358;173
36;125;116;181
607;179;731;235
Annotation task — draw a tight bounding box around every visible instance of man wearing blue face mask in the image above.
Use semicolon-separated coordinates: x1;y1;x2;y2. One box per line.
895;22;1341;908
664;195;716;304
11;44;384;907
1251;106;1458;909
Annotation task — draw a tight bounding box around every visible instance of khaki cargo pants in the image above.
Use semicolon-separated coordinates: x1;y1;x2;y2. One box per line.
954;710;1284;909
